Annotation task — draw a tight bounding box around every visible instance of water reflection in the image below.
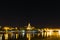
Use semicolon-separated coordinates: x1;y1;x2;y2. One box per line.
0;32;60;40
4;33;8;40
0;34;3;40
22;32;25;37
16;34;19;39
27;33;31;40
42;32;53;37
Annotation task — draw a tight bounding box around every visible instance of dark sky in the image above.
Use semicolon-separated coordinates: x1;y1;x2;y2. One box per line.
0;1;59;28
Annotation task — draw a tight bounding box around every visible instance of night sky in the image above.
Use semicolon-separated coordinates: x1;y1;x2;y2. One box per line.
0;1;59;28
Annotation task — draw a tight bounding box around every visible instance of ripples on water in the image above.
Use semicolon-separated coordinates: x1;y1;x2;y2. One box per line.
0;32;60;40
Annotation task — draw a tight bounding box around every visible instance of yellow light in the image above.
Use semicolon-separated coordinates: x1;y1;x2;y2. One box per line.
58;30;60;34
27;23;32;30
3;27;10;30
38;33;40;37
47;32;52;37
49;30;53;32
27;33;31;40
16;34;19;39
15;27;18;29
58;30;60;32
4;34;8;40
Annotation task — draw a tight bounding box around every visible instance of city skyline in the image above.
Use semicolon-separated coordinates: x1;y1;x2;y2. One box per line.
0;1;59;28
0;1;60;40
0;13;60;27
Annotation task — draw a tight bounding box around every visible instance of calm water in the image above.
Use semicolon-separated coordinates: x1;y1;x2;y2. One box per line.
0;32;60;40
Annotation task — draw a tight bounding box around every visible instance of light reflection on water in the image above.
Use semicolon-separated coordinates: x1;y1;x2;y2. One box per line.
0;32;60;40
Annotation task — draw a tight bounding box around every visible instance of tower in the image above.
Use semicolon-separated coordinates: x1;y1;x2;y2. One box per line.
27;23;31;30
27;20;31;27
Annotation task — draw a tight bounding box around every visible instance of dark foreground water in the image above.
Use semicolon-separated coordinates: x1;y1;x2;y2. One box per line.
0;32;60;40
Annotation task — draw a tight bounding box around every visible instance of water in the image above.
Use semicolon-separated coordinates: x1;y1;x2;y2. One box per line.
0;32;60;40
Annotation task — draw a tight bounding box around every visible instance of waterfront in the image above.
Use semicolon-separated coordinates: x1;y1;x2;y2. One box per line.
0;32;60;40
0;23;60;40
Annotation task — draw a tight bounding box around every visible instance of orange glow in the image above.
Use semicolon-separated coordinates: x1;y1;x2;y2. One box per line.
16;34;19;39
49;30;53;32
4;34;8;40
26;23;35;30
3;27;10;30
27;33;31;40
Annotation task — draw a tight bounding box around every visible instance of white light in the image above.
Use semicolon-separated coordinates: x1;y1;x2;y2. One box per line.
22;33;25;37
22;30;25;33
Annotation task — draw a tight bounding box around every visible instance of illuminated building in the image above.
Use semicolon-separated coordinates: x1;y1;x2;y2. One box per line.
26;23;35;30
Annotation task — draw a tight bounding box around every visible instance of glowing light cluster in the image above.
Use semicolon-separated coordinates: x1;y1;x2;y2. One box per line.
3;27;10;30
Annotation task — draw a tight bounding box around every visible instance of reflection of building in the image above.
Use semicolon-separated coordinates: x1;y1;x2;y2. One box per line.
4;34;8;40
0;34;3;40
0;26;1;28
27;33;31;40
